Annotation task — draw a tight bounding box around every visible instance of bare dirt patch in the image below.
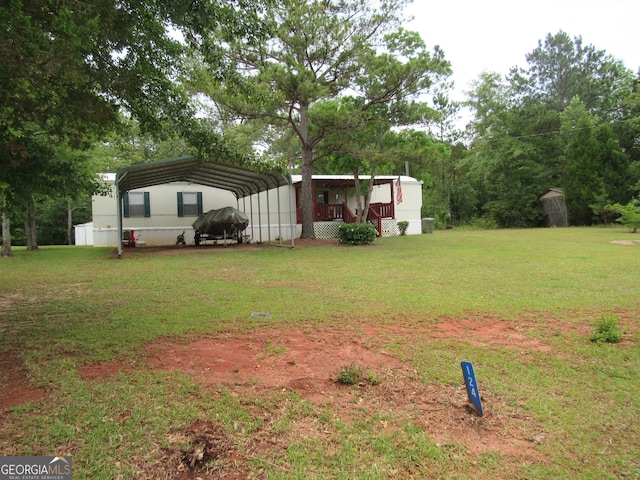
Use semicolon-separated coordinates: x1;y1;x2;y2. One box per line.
610;239;640;246
4;317;564;477
141;323;545;466
144;327;406;401
362;316;554;353
0;353;45;410
110;238;343;259
108;321;547;478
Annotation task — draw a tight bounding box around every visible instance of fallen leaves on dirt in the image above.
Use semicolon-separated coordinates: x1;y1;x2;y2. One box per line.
122;420;250;480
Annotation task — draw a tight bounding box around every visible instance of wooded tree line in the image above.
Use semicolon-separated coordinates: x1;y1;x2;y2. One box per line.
458;32;640;229
2;1;639;254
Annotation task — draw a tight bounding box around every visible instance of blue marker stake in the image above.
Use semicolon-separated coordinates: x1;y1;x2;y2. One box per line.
461;361;484;416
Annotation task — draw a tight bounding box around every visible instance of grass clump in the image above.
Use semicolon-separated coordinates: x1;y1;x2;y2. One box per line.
336;363;379;385
337;363;364;385
589;315;623;344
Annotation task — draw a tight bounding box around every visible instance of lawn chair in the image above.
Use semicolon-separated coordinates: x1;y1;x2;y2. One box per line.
122;229;136;248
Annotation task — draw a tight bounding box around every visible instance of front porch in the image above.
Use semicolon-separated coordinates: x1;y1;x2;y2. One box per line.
296;202;397;238
294;176;399;238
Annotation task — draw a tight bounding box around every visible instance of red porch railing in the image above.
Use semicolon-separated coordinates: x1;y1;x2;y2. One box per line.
367;206;382;236
297;203;356;223
369;202;393;218
342;203;357;223
296;202;393;236
314;203;344;221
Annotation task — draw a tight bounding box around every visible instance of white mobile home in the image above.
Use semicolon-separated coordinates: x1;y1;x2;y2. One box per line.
91;173;297;248
90;158;423;249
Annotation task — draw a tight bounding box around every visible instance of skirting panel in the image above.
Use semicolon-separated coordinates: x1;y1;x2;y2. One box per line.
313;221;343;239
313;219;399;239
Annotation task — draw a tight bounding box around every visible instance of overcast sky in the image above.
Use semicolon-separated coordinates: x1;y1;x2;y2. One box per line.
405;0;640;103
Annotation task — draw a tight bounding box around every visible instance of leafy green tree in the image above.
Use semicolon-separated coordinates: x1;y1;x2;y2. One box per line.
35;196;92;246
194;0;450;238
434;141;477;226
561;118;601;225
606;199;640;233
509;31;633;117
51;145;107;245
393;129;455;224
91;118;193;173
315;95;448;226
1;136;105;252
327;104;402;223
1;0;267;254
1;0;266;150
561;97;632;225
1;135;53;251
614;70;640;178
466;72;547;227
430;80;463;143
394;129;446;180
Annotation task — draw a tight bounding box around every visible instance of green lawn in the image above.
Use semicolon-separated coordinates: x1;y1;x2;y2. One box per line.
1;227;638;479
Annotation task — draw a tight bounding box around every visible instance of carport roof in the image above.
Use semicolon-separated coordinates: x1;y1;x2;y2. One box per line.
115;155;291;198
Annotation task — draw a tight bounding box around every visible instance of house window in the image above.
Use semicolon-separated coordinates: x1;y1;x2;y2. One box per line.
123;192;150;217
177;192;203;217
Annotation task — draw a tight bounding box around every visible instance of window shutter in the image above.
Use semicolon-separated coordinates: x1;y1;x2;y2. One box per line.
144;192;150;217
197;192;203;216
123;192;130;217
177;192;184;217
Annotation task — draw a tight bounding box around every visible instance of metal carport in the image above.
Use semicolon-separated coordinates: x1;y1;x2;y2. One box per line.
115;156;294;257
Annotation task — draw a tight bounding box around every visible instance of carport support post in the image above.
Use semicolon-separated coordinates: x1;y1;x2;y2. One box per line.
116;178;123;258
249;195;255;241
241;196;248;242
266;189;272;244
287;175;294;248
277;185;282;247
257;193;263;244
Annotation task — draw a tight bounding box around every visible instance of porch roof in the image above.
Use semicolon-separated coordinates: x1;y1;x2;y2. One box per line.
290;174;418;188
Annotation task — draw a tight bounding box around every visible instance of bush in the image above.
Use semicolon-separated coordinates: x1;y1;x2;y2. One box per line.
606;199;640;233
397;221;409;235
589;316;623;344
338;223;377;245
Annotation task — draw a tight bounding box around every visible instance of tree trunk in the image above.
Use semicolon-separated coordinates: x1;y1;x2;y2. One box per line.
298;102;316;239
1;195;12;257
67;200;73;245
24;193;38;251
352;166;364;223
355;167;377;224
300;150;315;239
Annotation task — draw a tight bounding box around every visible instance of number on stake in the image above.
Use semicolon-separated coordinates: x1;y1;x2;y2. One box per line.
461;361;484;416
